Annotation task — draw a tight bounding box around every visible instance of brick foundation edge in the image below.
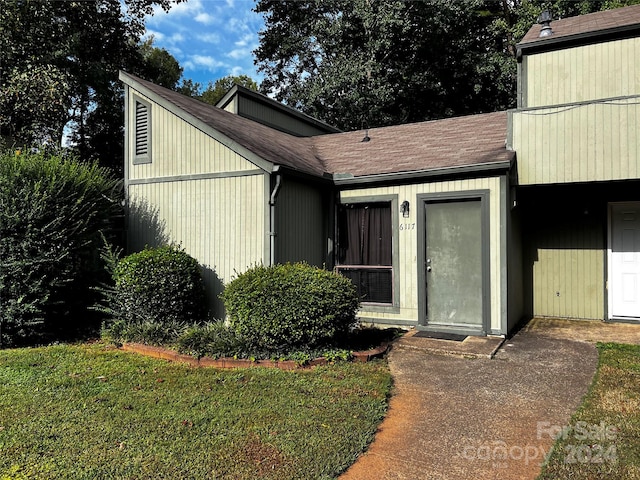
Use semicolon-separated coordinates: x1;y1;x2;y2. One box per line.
120;342;389;370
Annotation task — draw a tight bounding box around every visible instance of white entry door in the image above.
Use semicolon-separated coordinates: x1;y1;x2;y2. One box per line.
609;202;640;320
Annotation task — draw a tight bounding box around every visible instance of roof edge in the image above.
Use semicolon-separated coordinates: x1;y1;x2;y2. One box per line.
119;71;275;174
332;159;514;186
517;22;640;57
216;83;342;134
216;84;240;113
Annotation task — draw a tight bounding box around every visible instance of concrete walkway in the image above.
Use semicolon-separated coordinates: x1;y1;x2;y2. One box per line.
340;319;640;480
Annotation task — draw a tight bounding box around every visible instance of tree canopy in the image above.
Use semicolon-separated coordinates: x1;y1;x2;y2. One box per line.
201;75;260;105
179;75;260;106
254;0;640;131
0;0;183;171
138;37;184;90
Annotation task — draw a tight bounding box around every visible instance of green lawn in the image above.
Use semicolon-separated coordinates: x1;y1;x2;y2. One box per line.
0;343;392;479
538;343;640;480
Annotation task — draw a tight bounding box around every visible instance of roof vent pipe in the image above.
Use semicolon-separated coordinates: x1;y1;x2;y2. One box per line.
538;10;553;37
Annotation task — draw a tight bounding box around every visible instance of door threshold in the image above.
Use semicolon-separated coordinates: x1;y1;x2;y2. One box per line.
413;331;468;342
416;325;485;337
607;317;640;324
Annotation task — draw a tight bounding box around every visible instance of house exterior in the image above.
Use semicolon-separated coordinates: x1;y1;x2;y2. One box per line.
120;4;640;335
121;73;332;319
508;5;640;323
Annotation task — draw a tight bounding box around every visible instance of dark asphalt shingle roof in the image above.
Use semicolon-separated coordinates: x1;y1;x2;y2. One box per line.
122;72;512;180
313;112;512;177
519;4;640;46
125;73;325;177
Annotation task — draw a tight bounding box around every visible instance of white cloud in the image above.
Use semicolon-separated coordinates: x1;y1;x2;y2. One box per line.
230;65;247;76
159;0;204;18
227;47;250;60
227;17;252;33
194;12;216;25
197;33;221;44
185;55;226;71
170;33;185;43
143;29;165;42
234;33;255;48
227;32;257;60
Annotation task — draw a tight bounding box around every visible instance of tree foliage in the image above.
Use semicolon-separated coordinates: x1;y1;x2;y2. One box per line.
179;75;260;106
138;37;184;90
0;0;184;170
254;0;640;130
202;75;259;105
0;63;72;147
0;149;122;346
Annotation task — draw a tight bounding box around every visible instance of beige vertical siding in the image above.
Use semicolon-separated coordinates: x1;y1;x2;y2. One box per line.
126;89;259;181
275;178;328;266
511;98;640;185
222;97;237;114
524;213;604;320
525;37;640;107
339;176;504;333
124;85;271;318
127;174;267;318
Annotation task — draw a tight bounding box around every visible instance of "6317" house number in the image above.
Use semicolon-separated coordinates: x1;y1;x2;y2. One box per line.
399;223;415;231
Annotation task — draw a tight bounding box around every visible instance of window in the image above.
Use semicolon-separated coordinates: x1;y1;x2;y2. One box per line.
337;202;393;304
133;98;151;164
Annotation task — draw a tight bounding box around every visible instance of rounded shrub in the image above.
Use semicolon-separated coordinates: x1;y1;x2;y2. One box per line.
221;263;360;351
111;245;207;326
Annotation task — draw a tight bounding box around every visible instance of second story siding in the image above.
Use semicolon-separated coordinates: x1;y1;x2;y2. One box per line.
510;5;640;185
509;97;640;185
522;36;640;108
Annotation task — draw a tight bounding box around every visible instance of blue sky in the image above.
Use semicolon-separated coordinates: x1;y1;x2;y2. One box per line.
144;0;265;87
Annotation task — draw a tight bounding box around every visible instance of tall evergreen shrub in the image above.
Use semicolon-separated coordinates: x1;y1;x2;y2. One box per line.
0;149;121;346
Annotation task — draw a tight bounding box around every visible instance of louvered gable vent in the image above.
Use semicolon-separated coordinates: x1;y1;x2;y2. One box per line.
135;101;149;156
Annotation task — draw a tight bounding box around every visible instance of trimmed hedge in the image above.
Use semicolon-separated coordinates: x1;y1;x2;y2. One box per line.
109;245;207;327
0;149;121;346
221;263;360;351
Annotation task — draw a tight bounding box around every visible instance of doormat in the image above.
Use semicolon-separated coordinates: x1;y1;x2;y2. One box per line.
413;331;468;342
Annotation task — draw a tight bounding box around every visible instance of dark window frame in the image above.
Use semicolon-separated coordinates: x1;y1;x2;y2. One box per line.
336;195;399;310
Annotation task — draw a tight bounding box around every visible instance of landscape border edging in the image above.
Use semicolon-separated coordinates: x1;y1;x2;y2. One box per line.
120;342;389;370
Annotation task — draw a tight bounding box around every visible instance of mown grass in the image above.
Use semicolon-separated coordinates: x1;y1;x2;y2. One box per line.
0;343;392;479
538;343;640;480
